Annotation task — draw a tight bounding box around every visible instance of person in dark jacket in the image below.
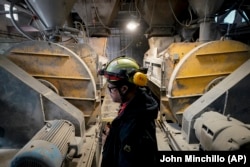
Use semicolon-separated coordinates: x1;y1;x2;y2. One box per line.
98;56;159;167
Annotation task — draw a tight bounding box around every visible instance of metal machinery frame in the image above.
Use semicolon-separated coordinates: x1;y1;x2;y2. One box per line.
0;41;103;166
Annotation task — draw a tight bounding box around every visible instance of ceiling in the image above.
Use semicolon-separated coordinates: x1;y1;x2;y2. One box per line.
0;0;250;57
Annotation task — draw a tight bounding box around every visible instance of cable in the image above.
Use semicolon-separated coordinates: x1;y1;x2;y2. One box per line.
134;0;142;22
32;18;48;41
83;0;90;39
149;0;156;29
10;1;34;40
203;0;208;24
92;0;110;30
106;36;135;56
168;0;192;27
74;21;89;43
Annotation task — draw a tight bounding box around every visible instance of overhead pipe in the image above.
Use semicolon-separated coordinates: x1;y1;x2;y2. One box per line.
188;0;224;42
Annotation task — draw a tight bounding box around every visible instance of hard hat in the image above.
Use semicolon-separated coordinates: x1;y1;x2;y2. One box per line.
98;56;148;86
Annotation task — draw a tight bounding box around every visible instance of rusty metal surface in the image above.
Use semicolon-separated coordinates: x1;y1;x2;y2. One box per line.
168;40;250;96
145;40;250;124
0;56;85;148
168;40;250;123
4;41;99;124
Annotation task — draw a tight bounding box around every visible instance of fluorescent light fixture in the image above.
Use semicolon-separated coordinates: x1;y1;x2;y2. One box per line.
126;21;139;31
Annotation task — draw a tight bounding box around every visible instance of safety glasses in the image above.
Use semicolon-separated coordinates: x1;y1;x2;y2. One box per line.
107;85;118;93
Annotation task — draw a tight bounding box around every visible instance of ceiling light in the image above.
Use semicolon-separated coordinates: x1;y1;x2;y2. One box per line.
126;21;139;31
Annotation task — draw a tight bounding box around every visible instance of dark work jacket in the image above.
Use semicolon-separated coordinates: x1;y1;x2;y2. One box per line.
101;87;159;167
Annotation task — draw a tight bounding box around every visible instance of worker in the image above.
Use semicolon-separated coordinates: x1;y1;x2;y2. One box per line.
98;56;159;167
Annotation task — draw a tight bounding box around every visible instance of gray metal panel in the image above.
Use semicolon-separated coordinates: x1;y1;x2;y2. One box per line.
26;0;76;29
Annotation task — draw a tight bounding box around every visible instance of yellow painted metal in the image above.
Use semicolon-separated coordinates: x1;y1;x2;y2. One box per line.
144;42;200;123
165;40;250;123
4;41;100;125
163;42;200;87
168;40;250;96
